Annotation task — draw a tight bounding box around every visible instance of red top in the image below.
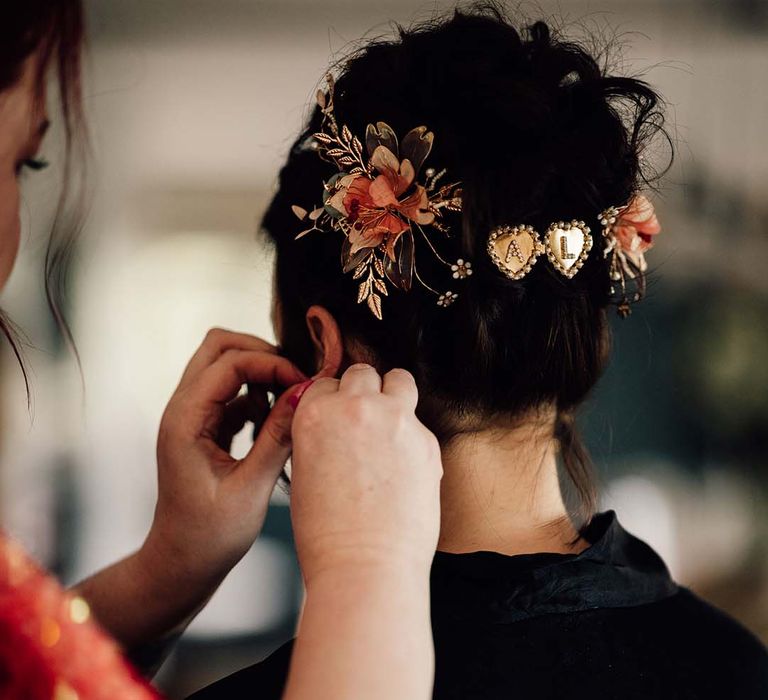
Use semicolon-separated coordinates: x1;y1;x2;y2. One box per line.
0;533;160;699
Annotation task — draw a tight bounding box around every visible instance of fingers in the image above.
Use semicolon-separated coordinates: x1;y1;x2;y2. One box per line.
381;368;419;411
236;366;420;494
238;375;340;486
216;392;270;452
179;328;306;389
238;381;306;484
191;349;306;408
283;379;313;410
338;363;382;395
295;375;338;404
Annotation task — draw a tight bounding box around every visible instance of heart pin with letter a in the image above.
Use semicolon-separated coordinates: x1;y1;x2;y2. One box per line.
544;220;592;278
487;225;545;281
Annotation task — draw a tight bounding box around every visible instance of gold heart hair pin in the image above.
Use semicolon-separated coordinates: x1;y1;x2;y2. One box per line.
488;220;593;280
487;195;662;317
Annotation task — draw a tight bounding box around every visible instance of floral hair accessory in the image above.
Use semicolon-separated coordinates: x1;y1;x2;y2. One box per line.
599;194;662;317
291;74;465;320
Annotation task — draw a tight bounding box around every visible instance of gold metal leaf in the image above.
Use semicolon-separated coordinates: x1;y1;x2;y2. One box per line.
373;277;388;295
357;279;370;303
367;293;383;319
342;125;353;143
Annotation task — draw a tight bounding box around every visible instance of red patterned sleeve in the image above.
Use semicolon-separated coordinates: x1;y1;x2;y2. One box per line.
0;533;162;700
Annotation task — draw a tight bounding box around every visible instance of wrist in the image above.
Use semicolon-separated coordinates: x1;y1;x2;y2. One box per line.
137;524;228;600
302;548;433;594
304;564;432;632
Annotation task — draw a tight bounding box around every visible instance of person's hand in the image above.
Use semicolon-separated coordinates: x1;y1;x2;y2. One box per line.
289;363;443;584
140;328;309;587
282;364;442;700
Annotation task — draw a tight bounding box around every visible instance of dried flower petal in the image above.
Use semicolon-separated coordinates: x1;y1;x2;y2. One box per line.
365;122;398;159
400;126;434;176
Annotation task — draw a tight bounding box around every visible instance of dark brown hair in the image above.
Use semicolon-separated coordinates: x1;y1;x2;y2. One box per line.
0;0;86;396
263;5;670;533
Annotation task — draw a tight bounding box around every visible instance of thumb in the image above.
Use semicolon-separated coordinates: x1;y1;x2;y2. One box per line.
238;380;311;484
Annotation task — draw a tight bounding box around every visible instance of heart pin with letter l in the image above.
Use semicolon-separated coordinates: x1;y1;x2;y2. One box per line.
487;224;545;281
544;220;592;278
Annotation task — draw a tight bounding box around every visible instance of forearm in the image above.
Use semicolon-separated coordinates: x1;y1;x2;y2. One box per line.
283;563;434;700
71;537;223;665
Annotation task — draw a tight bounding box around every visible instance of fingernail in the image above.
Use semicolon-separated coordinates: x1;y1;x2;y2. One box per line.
288;379;315;410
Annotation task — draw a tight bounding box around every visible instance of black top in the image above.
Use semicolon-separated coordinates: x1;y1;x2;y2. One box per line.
188;510;768;699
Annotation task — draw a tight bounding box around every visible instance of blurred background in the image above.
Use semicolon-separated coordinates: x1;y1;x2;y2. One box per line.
1;0;767;696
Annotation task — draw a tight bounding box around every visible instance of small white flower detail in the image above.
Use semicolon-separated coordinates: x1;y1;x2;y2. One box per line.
450;258;473;279
437;291;459;307
599;206;619;227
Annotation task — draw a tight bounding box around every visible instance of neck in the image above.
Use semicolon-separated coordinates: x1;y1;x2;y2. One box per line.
436;412;588;556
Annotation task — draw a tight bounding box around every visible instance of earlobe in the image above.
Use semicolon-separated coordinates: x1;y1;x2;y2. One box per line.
305;305;344;378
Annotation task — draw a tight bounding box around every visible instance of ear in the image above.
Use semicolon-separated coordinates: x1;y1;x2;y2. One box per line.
305;305;344;378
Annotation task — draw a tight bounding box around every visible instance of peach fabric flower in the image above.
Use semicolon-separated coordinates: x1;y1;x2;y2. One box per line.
327;145;435;260
614;195;661;260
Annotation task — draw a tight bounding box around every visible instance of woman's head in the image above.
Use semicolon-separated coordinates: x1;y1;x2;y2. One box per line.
0;54;50;287
264;5;669;524
0;1;85;376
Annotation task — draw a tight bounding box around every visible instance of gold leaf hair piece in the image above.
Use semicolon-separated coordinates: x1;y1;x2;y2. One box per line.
291;74;466;320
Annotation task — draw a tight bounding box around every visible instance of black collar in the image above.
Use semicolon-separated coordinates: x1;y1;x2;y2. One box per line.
430;509;679;624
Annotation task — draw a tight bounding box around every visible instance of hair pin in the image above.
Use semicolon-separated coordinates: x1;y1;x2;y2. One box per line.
487;225;544;280
485;196;661;318
291;73;466;320
599;195;661;317
545;220;592;278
